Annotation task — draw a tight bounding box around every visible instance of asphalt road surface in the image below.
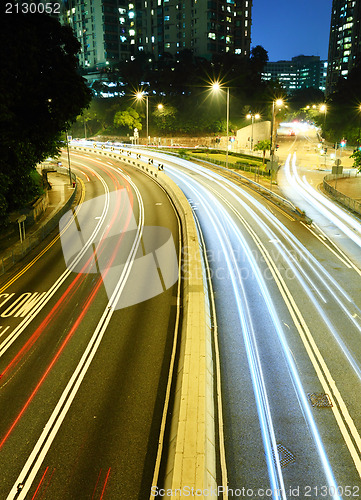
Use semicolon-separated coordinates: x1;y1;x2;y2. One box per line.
0;151;180;499
130;146;361;500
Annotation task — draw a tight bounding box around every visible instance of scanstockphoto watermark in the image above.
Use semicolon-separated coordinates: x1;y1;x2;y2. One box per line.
151;485;360;497
150;486;292;497
59;190;178;310
181;245;305;282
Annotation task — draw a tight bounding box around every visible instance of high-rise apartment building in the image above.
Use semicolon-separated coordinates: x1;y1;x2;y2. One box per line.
61;0;252;71
326;0;361;93
135;0;252;60
61;0;132;69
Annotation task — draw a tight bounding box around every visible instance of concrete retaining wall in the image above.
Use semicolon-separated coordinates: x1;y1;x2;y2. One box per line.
236;120;271;151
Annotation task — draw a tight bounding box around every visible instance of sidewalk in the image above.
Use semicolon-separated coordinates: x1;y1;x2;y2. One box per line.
0;170;78;275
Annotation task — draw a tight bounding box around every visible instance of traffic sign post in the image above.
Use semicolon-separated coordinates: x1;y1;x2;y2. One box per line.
134;128;139;145
267;160;278;191
17;215;26;243
332;160;343;190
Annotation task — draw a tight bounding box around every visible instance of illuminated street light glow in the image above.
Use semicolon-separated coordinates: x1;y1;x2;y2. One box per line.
210;80;230;169
212;81;221;92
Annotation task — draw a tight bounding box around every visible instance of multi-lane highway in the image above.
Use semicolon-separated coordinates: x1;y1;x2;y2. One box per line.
128;146;361;498
1;139;361;500
0;151;180;499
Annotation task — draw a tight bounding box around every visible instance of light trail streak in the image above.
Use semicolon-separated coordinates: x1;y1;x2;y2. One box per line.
0;172;133;444
169;169;287;499
83;144;361;488
285;154;361;249
168;159;361;488
7;174;145;500
161;157;349;495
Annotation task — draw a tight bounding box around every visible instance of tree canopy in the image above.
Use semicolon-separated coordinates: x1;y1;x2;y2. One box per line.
0;8;91;223
322;64;361;144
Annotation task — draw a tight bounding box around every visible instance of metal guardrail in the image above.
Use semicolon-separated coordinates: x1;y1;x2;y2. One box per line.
323;172;361;216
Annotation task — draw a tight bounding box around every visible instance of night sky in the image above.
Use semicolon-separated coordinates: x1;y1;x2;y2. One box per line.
251;0;333;62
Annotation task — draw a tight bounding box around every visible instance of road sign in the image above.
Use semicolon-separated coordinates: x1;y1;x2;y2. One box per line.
332;165;343;175
267;160;278;172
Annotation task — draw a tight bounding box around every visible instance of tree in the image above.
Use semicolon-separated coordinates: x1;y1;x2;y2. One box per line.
250;45;269;74
323;63;361;143
114;108;142;132
0;7;91;222
253;140;271;164
350;149;361;173
152;105;177;133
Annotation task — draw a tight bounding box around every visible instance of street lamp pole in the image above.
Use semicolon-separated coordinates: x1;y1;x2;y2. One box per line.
66;131;72;186
247;112;260;152
211;82;231;169
269;99;283;190
226;87;229;170
270;101;275;163
136;92;149;145
270;99;283;162
146;95;149;145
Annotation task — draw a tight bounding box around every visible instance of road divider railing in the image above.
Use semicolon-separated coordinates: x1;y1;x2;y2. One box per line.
71;145;218;498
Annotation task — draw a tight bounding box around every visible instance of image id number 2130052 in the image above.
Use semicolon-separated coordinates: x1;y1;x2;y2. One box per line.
5;2;61;14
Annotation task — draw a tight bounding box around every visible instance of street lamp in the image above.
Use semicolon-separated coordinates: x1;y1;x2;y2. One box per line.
270;98;283;162
136;91;149;145
212;82;230;169
246;112;260;152
320;103;327;127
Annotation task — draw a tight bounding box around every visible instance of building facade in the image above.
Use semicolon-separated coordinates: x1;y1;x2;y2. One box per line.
61;0;132;69
135;0;252;61
262;56;327;93
60;0;252;71
326;0;361;93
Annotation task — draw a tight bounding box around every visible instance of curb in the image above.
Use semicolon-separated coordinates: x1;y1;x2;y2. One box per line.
71;145;218;498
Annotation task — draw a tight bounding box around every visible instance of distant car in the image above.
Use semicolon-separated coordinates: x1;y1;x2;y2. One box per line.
289;129;296;136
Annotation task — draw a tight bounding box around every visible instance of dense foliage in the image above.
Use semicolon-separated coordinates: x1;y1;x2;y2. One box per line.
322;64;361;145
0;8;91;224
72;46;283;139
